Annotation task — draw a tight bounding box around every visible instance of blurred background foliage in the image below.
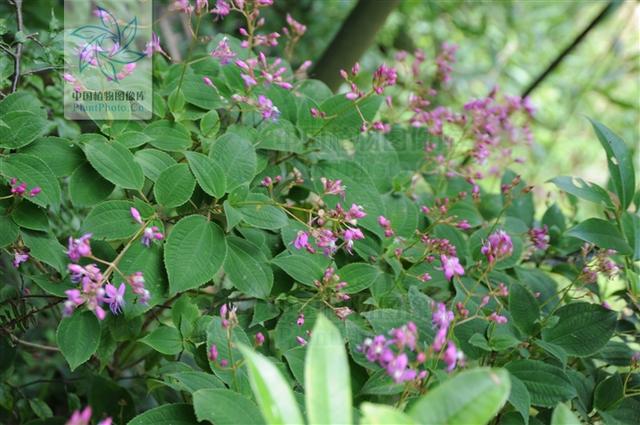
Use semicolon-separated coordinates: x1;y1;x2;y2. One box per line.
2;0;638;199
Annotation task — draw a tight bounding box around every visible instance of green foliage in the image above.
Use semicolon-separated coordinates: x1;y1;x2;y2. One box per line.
1;3;638;425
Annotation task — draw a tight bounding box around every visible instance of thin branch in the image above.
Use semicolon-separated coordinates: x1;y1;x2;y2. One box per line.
10;0;24;92
521;1;621;98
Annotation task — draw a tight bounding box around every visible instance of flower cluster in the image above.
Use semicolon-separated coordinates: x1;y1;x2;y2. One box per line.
235;52;293;90
377;215;394;238
529;225;549;251
64;233;149;320
8;177;41;198
481;230;514;265
211;37;236;65
579;245;620;283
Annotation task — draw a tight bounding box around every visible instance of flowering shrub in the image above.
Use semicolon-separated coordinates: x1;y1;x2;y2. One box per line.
1;1;639;424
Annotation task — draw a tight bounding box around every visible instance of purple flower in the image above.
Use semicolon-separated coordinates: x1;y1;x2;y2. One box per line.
386;353;417;383
142;226;164;247
345;204;366;221
257;95;280;120
296;336;307;346
372;64;398;94
12;249;29;268
67;233;93;262
211;0;230;17
29;187;41;197
481;230;513;264
315;229;338;256
529;225;549;251
343;227;364;254
432;303;454;329
255;332;265;346
296;313;305;327
320;177;346;197
391;322;417;351
440;254;464;281
104;283;126;314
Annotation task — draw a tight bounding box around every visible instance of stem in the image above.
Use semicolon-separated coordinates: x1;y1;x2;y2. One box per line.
10;0;24;92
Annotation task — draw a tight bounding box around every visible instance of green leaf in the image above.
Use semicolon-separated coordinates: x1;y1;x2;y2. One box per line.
589;119;636;210
21;136;84;177
154;164;196;208
541;302;616;357
548;176;614;209
271;253;329;286
508;375;531;425
57;311;101;371
0;215;19;248
134;148;177;182
620;212;640;261
185;151;226;198
182;74;225;110
128;403;198;425
360;403;416;425
21;230;66;273
163;371;225;394
0;154;61;207
0;110;46;149
164;215;227;294
200;109;220;137
551;403;581;425
224;236;273;299
84;138;144;190
210;133;257;190
338;263;383;294
320;94;382;138
509;283;539;335
144;120;192;151
256;119;302;153
233;193;288;230
565;218;632;255
305;314;352;425
11;202;48;232
206;317;252;392
82;200;140;241
68;163;115;207
594;373;624;411
117;131;152;149
140;326;183;355
118;242;168;317
240;345;305;425
193;388;265;425
505;360;576;407
409;368;511;425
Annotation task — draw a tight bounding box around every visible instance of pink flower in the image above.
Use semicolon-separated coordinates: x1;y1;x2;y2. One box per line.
372;64;397;94
145;32;165;57
67;233;93;262
293;231;313;252
481;230;513;264
211;37;236;64
343;227;364;254
443;341;463;372
386;353;417;383
208;344;219;362
255;332;265;346
296;336;307;346
257;95;280;120
129;272;150;304
29;187;41;197
345;204;366;221
66;406;94;425
320;177;346;197
440;255;464;281
203;76;215;87
211;0;230;17
130;207;143;224
488;312;508;324
296;313;305;327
